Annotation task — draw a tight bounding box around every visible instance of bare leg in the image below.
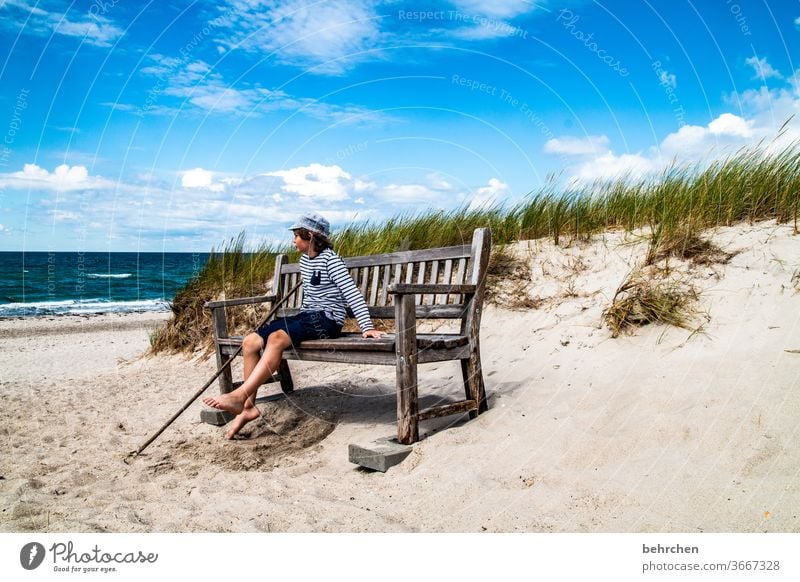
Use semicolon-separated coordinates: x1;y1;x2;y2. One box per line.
224;333;265;439
202;330;293;438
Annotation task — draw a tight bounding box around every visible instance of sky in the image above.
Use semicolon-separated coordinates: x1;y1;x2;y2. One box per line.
0;0;798;252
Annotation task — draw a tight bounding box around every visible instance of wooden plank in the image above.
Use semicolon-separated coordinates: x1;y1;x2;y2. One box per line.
388;284;476;295
359;266;370;297
404;261;414;284
366;304;466;319
369;265;380;306
290;273;300;308
272;254;287;298
417;400;477;421
426;260;439;305
295;332;467;352
455;257;467;303
395;292;419;444
379;265;391;306
220;337;471;363
415;261;426;305
298;334;395;352
342;244;471;268
283;349;397;366
439;259;453;304
280;262;301;275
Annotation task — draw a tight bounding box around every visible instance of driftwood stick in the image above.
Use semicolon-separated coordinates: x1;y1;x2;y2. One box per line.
124;281;302;463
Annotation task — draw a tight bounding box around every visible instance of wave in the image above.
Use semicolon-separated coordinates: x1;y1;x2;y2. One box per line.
86;273;133;279
0;298;170;317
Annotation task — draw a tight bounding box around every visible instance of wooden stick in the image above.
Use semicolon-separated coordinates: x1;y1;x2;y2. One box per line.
124;281;302;463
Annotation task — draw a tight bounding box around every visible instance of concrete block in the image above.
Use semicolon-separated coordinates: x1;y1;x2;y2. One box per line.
200;408;234;426
348;437;413;472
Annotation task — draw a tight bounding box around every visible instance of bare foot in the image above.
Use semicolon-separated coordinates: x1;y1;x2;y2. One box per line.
226;406;261;439
202;391;246;415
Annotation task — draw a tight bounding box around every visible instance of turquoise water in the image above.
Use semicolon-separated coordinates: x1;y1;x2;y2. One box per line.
0;252;209;317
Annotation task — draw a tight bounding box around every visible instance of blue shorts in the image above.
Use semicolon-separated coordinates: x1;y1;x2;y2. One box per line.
256;310;342;346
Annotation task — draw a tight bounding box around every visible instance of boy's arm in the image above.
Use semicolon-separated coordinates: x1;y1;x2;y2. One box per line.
326;255;374;333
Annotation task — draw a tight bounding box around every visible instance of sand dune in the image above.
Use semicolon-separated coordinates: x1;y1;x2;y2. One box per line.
1;221;798;532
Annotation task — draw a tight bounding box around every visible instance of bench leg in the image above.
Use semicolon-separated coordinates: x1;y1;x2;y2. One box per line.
396;294;419;444
461;343;488;418
216;352;234;395
278;358;294;393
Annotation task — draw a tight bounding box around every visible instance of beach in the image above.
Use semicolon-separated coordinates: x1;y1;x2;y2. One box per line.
1;220;799;533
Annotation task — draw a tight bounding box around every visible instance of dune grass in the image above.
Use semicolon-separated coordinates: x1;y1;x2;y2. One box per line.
150;145;800;354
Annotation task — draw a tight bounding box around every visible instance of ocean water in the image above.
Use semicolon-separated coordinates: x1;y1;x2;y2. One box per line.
0;252;209;317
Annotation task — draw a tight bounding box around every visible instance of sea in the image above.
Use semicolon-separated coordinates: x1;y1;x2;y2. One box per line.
0;251;210;318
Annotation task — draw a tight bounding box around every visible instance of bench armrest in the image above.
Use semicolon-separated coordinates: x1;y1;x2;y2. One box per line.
388;284;476;295
204;294;278;309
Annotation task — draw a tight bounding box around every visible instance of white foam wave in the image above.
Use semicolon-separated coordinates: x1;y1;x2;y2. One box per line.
86;273;133;279
0;298;170;317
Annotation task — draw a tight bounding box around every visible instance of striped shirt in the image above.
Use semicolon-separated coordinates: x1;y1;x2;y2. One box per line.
300;248;374;332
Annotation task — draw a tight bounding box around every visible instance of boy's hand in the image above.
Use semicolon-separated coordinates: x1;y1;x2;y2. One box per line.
362;329;386;339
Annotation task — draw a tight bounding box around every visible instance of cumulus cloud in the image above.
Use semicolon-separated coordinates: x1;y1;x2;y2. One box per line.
746;56;783;80
181;168;225;192
266;163;353;201
467;178;508;210
0;164;115;191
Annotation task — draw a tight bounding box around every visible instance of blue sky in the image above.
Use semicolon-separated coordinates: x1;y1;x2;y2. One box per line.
0;0;798;251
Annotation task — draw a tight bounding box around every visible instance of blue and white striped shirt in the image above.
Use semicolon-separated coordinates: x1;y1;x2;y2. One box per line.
300;248;374;332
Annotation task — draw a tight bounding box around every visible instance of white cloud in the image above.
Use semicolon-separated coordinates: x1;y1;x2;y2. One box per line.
708;112;753;137
745;56;783;80
216;0;381;75
467;178;508;210
0;164;115;191
0;2;123;47
133;57;387;123
569;152;660;185
266;163;353;201
545;135;610;156
794;16;800;27
560;98;799;185
54;16;124;47
181;168;225;192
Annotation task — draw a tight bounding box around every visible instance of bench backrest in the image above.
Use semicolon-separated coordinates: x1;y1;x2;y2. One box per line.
272;228;491;328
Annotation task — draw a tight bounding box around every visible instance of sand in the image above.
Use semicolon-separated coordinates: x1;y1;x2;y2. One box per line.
1;220;798;533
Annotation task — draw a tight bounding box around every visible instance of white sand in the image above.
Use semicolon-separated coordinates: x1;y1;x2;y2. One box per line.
1;221;798;532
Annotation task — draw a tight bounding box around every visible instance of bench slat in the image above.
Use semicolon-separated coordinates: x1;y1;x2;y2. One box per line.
217;332;468;351
439;259;453;304
359;266;369;297
275;304;466;319
379;265;391;306
369;265;380;305
340;244;471;268
416;261;426;305
418;399;477;421
427;260;439;305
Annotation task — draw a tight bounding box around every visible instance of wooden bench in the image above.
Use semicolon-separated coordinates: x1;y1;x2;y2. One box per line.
204;227;491;444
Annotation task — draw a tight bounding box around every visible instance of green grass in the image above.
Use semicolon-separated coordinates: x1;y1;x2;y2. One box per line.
150;145;800;354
